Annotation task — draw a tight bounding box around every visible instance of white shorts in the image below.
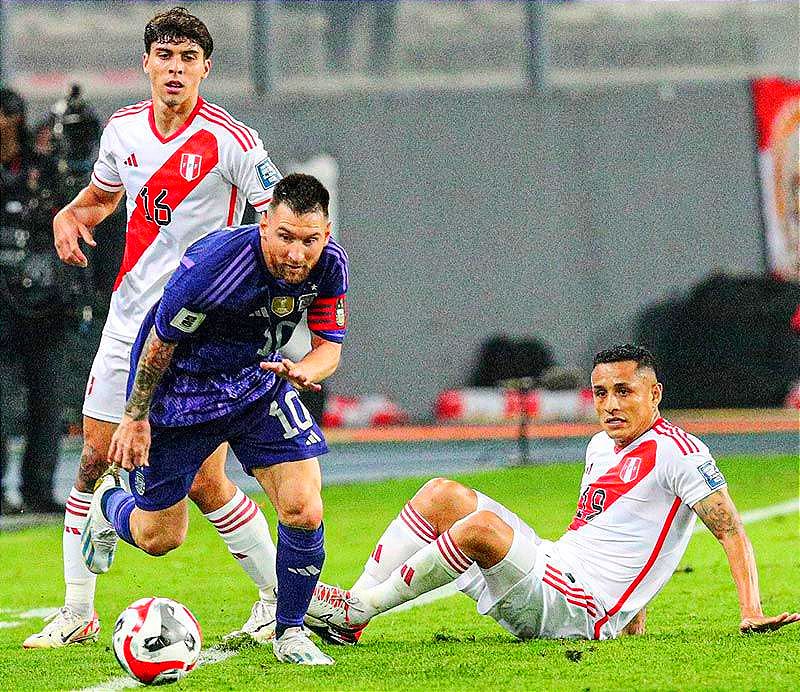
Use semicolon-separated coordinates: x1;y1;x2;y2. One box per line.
455;492;615;641
81;332;133;424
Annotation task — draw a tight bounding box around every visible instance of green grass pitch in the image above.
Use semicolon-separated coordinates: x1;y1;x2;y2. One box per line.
0;453;797;690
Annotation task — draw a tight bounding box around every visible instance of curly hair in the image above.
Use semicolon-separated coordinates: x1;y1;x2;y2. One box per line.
270;173;330;217
144;6;213;58
593;344;658;374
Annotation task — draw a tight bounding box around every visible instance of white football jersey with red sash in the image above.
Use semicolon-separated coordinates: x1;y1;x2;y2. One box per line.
91;97;281;342
555;417;726;638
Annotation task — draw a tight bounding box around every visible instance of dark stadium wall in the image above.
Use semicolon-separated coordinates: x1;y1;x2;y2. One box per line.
36;82;763;415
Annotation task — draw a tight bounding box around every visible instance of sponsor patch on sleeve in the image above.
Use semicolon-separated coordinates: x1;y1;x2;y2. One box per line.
169;307;206;334
698;460;725;490
255;157;281;190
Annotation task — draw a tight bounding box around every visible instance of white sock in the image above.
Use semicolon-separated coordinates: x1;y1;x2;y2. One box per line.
63;488;96;617
353;501;437;591
204;488;277;602
357;530;473;621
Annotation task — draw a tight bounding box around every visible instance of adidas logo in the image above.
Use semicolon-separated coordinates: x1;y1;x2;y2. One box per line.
288;565;321;576
305;431;322;446
249;307;270;318
123;152;139;167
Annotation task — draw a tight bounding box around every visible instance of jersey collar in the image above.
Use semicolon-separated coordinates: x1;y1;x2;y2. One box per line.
148;96;204;144
613;416;664;454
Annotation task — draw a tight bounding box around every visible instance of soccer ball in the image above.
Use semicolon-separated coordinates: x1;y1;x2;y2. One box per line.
112;597;202;685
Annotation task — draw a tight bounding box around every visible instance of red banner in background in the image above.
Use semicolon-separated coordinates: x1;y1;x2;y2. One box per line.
752;77;800;282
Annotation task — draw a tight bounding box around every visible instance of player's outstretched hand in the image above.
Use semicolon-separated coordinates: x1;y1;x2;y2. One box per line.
260;358;322;392
108;416;152;470
739;612;800;634
53;207;97;268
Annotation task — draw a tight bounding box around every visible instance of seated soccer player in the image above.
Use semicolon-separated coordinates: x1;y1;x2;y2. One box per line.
305;345;800;644
82;174;349;665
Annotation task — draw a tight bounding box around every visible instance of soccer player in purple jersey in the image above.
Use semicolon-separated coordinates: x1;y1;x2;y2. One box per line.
81;174;348;665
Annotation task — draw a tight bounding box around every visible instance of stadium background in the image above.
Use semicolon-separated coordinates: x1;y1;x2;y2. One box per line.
1;1;798;501
0;3;799;690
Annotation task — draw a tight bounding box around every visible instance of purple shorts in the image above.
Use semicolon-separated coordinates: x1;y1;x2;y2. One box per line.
129;378;327;511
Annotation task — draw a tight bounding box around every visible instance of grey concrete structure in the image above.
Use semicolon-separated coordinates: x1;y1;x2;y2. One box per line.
19;82;762;414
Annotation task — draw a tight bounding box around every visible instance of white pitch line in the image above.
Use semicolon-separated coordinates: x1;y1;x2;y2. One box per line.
74;648;237;692
0;607;59;630
69;496;799;691
740;498;797;524
693;498;798;534
18;607;60;619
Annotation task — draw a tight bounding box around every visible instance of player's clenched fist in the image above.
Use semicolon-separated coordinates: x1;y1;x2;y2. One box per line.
108;416;152;470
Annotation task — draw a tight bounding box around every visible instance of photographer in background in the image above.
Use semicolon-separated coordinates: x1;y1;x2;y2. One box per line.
0;88;88;514
36;85;117;297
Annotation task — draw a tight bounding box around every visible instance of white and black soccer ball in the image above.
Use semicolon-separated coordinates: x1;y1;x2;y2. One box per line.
112;597;202;685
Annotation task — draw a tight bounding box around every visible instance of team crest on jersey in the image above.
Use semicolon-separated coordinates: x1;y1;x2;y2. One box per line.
618;456;642;483
255;157;281;190
335;297;346;327
271;296;295;317
298;293;317;311
180;153;203;181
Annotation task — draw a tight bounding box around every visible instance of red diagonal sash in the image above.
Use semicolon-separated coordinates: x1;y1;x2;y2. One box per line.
113;129;219;290
568;439;657;530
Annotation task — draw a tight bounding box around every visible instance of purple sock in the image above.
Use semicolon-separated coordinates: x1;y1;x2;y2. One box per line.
102;488;136;546
275;522;325;637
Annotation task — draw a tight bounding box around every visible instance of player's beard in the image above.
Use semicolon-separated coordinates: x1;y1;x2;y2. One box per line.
277;264;311;283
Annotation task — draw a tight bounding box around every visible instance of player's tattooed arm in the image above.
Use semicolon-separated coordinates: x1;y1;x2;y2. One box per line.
692;488;742;540
693;488;800;633
125;327;176;420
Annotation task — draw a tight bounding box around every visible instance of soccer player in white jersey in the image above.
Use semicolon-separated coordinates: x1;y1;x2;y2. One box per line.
24;7;281;649
305;344;799;644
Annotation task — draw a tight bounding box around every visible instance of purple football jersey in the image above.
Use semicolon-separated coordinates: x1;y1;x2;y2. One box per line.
129;224;348;426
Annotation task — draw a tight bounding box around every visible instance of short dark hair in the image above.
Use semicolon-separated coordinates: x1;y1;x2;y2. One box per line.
0;88;29;150
270;173;330;217
593;344;658;374
0;88;25;118
144;7;213;58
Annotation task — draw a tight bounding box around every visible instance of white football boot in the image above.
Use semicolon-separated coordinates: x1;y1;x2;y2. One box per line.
224;598;277;643
272;626;334;665
304;582;369;645
22;607;100;649
81;466;124;574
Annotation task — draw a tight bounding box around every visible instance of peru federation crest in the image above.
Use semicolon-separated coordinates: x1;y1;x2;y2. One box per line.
180;153;203;181
618;456;642;483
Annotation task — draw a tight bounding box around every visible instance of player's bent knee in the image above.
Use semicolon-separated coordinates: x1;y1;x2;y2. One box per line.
136;526;186;556
451;510;512;564
277;498;323;530
138;534;183;556
413;477;476;533
417;477;461;502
